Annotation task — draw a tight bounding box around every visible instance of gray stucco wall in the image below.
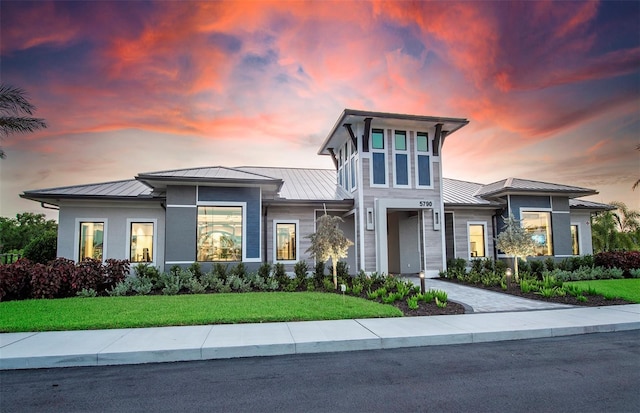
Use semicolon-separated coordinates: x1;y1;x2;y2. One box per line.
552;212;572;256
57;201;166;271
165;186;197;263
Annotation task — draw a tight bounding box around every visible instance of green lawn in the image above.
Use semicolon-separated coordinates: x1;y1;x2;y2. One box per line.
0;292;403;333
565;278;640;303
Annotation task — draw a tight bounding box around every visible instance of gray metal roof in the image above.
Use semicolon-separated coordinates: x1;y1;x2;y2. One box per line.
21;169;607;211
238;167;353;201
475;177;596;198
569;199;615;210
138;166;277;181
22;179;152;198
442;178;502;207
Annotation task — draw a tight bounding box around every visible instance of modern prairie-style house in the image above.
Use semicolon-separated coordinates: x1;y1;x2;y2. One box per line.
21;109;611;276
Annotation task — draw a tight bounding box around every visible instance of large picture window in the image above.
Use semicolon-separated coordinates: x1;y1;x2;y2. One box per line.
468;223;486;258
275;222;297;261
197;206;243;261
130;222;154;263
79;222;104;261
522;211;553;256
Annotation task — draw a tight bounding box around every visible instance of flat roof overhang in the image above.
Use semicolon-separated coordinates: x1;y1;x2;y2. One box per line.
318;109;470;156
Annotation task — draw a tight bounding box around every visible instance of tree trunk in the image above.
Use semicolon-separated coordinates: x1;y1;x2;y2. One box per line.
514;256;519;283
332;262;338;290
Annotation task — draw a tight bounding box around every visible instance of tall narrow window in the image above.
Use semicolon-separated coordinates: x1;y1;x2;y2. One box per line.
468;223;486;258
370;128;387;186
571;224;580;255
394;130;409;187
79;222;104;261
197;206;243;261
130;222;154;263
275;222;297;261
415;132;431;187
522;211;553;256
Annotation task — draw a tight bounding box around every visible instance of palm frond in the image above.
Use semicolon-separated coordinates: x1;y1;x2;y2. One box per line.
0;116;47;136
0;84;37;116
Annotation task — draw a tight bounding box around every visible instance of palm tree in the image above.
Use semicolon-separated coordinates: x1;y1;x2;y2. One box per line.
0;84;47;159
592;201;640;252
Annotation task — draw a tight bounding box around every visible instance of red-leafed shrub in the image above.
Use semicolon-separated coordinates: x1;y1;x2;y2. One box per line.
0;259;32;301
72;258;104;293
47;258;78;297
103;259;130;291
31;261;62;299
595;251;640;277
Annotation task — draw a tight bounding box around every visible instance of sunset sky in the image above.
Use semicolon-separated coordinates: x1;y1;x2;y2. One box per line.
1;0;638;220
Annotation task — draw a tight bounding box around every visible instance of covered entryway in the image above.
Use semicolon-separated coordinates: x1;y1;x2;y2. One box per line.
374;198;444;277
387;210;421;275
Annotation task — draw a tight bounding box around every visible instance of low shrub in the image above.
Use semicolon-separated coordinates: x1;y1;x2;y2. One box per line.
595;251;640;276
0;258;32;301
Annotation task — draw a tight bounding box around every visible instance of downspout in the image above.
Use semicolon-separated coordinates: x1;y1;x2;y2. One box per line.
263;205;268;263
40;202;59;210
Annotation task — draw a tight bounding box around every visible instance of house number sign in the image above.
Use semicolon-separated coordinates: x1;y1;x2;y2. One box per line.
419;201;433;207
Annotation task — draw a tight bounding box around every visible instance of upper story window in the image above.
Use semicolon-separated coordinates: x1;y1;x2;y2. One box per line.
79;221;105;261
393;130;410;187
349;141;357;191
370;128;387;187
415;131;432;188
522;211;553;256
129;222;154;263
197;206;243;261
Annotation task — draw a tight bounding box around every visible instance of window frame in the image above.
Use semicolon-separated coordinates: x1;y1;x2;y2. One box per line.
414;131;433;189
369;128;388;188
392;130;411;188
126;219;157;265
570;223;581;256
196;202;246;262
467;221;488;260
273;220;299;263
520;209;554;256
75;218;108;262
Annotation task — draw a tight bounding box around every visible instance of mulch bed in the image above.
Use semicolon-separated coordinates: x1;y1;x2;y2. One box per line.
391;277;634;317
437;277;634;308
393;299;467;317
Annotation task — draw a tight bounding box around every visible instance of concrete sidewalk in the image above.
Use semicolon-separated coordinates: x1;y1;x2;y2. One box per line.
2;305;639;370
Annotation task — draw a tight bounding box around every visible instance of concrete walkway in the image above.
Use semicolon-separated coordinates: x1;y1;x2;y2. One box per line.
405;277;573;312
1;281;639;371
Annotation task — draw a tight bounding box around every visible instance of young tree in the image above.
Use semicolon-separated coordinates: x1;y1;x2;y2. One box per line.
0;84;47;159
495;213;536;280
306;213;353;289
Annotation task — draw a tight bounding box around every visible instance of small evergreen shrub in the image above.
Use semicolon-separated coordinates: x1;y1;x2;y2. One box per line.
22;230;57;264
76;288;97;298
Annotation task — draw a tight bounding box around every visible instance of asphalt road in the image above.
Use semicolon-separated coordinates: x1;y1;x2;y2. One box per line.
2;330;639;413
